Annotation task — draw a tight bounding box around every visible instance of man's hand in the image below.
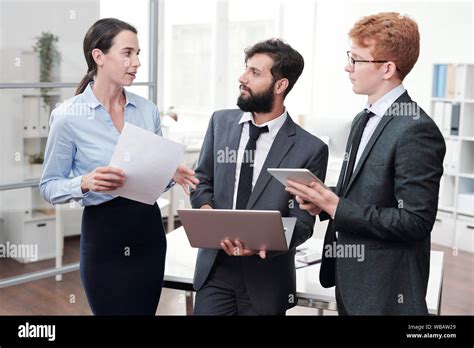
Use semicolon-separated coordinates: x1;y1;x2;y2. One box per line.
294;195;322;216
172;164;200;195
285;179;339;218
220;239;266;259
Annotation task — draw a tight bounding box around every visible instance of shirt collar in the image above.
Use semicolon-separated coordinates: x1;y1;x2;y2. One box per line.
366;84;406;118
238;108;288;139
82;82;137;109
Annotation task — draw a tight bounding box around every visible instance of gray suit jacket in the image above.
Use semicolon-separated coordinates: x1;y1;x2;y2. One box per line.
319;91;446;315
190;109;328;315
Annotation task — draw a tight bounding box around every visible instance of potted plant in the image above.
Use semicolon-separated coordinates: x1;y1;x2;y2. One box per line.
29;152;44;178
33;32;61;110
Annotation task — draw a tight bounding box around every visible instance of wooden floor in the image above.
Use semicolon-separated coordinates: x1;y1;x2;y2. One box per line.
0;234;472;315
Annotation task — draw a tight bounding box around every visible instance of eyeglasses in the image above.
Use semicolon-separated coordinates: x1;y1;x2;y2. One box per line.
346;51;400;71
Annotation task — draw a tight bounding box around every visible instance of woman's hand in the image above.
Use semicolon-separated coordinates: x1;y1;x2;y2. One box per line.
81;166;125;193
172;164;200;195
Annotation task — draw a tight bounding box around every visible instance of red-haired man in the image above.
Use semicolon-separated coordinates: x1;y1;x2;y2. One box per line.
286;12;446;315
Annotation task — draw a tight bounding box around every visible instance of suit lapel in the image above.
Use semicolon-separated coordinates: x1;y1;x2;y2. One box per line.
342;92;411;197
246;115;296;209
224;117;244;208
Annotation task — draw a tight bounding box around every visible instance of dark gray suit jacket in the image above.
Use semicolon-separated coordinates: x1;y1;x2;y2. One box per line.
320;92;446;315
190;109;328;315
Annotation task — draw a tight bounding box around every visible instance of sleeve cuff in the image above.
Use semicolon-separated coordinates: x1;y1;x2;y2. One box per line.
70;176;84;199
163;179;176;192
333;198;352;233
191;195;214;209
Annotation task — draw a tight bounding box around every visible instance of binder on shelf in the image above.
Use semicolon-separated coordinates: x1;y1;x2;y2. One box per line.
437;64;447;98
455;65;466;99
432;64;439;98
442;103;451;135
433;101;445;132
450;104;460;136
445;65;456;99
22;96;40;138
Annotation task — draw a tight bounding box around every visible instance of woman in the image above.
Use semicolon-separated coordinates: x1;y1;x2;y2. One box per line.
40;18;199;315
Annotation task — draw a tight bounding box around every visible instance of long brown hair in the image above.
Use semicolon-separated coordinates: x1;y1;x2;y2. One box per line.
76;18;137;95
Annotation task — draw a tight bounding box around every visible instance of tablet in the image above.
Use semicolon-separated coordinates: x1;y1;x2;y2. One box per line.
267;168;328;188
177;209;297;251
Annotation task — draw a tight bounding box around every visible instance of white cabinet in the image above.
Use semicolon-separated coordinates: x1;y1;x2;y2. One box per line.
23;218;56;261
454;216;474;253
23;94;57;139
432;211;455;247
1;187;56;263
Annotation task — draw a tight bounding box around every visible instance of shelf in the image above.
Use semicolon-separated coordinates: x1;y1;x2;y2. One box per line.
431;63;474;251
431;97;456;102
430;98;474;103
22;93;61;97
25;210;56;222
438;206;455;213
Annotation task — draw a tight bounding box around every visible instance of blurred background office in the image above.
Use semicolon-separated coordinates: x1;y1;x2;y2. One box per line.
0;0;472;315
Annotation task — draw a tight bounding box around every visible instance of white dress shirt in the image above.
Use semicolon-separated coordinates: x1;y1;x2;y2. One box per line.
353;84;406;170
232;109;288;209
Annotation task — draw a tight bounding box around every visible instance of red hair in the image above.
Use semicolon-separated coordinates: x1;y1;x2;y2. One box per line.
349;12;420;80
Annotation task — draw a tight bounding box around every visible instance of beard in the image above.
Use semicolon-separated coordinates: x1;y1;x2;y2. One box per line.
237;82;275;113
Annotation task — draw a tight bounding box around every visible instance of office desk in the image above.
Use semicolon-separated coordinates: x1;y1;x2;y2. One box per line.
163;227;444;315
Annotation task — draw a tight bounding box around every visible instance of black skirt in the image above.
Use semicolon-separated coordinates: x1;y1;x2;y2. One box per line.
80;197;167;315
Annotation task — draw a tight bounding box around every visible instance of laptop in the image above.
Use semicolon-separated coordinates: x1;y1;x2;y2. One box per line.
177;209;297;251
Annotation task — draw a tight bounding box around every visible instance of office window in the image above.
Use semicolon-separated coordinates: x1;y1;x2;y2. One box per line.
159;0;317;134
170;24;212;114
0;0;155;262
160;0;215;130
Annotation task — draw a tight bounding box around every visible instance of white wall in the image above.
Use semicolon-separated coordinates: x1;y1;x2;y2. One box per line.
100;0;150;84
0;0;100;84
308;0;474;157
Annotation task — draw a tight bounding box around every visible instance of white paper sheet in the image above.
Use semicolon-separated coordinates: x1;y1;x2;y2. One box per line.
109;122;185;205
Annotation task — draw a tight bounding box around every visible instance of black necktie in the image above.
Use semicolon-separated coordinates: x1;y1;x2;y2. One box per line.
236;121;269;210
341;109;375;194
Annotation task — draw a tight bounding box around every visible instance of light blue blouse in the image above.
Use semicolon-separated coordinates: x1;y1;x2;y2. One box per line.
40;82;165;206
